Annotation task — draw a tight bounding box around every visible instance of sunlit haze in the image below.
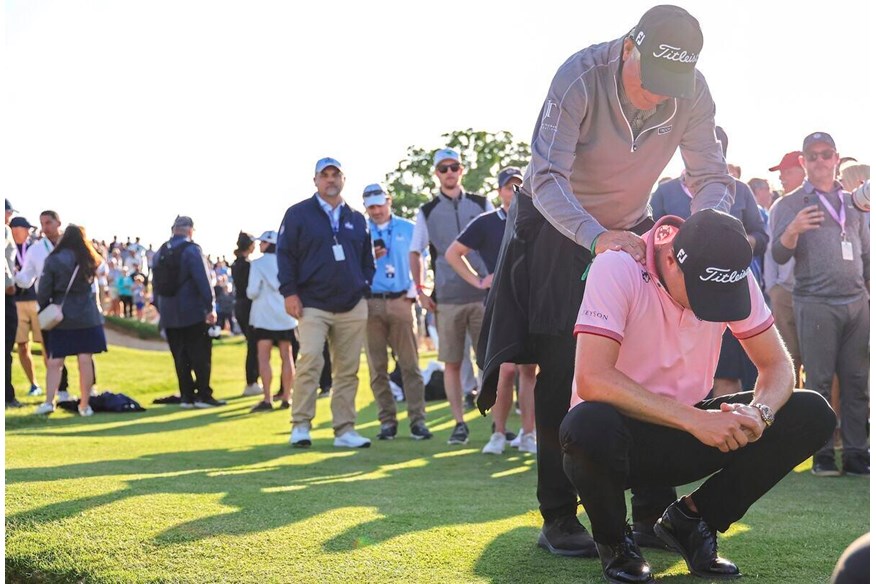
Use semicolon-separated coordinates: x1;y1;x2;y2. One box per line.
2;0;871;258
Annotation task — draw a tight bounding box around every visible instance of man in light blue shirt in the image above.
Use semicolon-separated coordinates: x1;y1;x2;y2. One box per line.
363;184;432;441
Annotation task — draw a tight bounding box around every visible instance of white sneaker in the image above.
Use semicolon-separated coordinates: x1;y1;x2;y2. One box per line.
242;383;262;396
482;432;507;455
509;428;523;449
34;402;55;415
333;430;371;448
56;391;71;402
290;424;312;448
28;384;44;396
78;405;94;417
518;432;537;454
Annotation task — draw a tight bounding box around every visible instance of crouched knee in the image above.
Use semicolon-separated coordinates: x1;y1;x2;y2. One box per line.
559;402;629;467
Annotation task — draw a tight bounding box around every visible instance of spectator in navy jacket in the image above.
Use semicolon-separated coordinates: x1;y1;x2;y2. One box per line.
154;215;225;409
278;157;375;449
650;127;769;397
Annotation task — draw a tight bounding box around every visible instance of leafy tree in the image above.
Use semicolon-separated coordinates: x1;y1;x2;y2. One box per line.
385;128;531;219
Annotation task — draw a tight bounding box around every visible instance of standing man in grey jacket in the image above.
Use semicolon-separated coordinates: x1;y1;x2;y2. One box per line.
410;148;493;446
769;132;870;478
476;4;735;561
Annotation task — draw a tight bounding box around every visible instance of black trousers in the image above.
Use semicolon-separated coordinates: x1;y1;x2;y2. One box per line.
120;295;133;318
6;294;17;402
234;300;259;385
165;322;214;402
559;390;835;544
521;206;662;523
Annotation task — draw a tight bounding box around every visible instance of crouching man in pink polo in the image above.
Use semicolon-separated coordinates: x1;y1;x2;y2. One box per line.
560;210;835;584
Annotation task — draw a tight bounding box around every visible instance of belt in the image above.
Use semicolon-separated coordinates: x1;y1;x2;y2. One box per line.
366;291;406;300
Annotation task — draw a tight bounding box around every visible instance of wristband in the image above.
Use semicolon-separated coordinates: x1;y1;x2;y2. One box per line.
581;233;604;282
416;285;425;293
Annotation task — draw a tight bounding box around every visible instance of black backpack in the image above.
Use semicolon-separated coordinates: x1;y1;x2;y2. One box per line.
423;370;446;402
152;240;195;297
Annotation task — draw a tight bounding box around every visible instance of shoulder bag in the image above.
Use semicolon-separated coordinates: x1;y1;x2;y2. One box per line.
38;265;80;331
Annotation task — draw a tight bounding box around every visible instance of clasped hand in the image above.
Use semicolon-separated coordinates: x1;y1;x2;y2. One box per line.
691;403;766;453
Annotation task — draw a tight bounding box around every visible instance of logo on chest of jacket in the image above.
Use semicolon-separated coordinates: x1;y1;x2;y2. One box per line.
344;221;354;230
658;125;672;135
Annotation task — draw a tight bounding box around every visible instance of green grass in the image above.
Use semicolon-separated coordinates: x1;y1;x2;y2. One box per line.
5;338;869;583
104;316;163;340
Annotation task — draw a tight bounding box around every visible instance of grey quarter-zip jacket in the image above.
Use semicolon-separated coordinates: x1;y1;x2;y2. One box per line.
521;36;735;248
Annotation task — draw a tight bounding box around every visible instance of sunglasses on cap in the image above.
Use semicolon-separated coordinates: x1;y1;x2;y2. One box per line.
437;163;461;174
804;150;836;162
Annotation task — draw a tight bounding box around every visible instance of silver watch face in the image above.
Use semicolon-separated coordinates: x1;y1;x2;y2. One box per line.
756;404;774;424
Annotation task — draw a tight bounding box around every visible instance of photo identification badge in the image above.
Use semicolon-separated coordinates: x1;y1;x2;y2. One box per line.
841;239;854;261
333;244;346;262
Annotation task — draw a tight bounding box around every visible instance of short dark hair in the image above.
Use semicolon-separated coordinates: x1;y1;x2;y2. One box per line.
40;210;60;221
748;178;769;191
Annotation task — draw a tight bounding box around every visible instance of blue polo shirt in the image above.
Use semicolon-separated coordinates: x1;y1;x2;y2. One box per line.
369;215;414;294
456;208;507;273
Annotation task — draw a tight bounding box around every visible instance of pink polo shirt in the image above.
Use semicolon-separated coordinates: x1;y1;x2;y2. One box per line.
573;216;774;406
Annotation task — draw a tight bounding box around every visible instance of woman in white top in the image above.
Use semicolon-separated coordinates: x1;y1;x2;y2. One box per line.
246;231;297;412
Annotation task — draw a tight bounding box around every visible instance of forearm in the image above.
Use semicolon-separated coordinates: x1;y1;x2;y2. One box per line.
531;182;604;248
577;366;700;434
741;327;795;417
772;232;796;264
409;252;424;288
750;363;793;415
14;259;37;289
445;244;482;289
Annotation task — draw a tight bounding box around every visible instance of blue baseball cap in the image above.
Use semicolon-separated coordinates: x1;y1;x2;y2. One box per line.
315;157;343;174
433;148;461;167
497;167;524;188
5;199;16;212
362;183;388;207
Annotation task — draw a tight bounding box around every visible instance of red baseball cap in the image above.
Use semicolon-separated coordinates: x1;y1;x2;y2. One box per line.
768;151;803;172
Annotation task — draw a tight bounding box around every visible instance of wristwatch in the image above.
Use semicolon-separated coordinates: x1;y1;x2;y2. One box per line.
751;403;775;428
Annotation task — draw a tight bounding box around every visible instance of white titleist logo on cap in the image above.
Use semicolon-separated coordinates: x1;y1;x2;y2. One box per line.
700;267;748;283
652;44;699;64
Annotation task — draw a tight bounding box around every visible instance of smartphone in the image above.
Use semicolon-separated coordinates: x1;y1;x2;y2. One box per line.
373;238;386;250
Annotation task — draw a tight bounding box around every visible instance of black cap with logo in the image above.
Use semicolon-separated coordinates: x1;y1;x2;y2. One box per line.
802;132;836;152
672;209;752;323
631;5;703;99
497;167;523;188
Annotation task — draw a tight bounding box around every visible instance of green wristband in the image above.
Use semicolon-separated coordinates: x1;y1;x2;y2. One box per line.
581;233;603;282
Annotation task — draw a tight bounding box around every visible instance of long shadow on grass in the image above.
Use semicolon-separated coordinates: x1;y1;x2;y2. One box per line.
7;440;539;554
5;402;333;437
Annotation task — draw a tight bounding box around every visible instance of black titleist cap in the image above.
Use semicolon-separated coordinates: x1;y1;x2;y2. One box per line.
631;5;703;99
672;209;752;322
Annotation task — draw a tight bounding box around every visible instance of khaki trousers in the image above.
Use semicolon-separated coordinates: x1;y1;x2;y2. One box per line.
365;297;426;426
291;299;367;436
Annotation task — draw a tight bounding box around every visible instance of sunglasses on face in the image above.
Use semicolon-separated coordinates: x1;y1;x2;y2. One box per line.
804;150;836;162
437;163;461;174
